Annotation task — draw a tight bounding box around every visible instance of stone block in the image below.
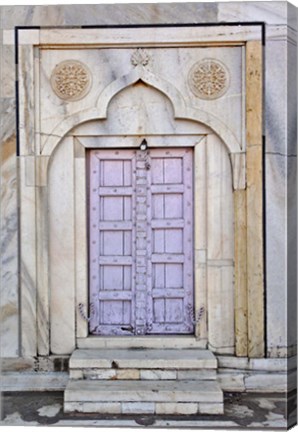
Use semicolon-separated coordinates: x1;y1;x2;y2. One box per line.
77;336;206;350
249;358;287;372
69;348;217;370
122;402;155;414
140;370;177;380
64;402;121;414
64;379;223;403
198;403;224;415
217;372;245;392
2;372;68;391
177;369;216;380
217;356;249;370
244;373;287;392
116;369;140;380
83;369;116;380
70;369;83;379
156;403;198;415
0;357;35;372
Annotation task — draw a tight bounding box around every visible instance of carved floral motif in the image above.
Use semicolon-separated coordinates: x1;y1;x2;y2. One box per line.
131;48;150;67
50;60;92;101
188;59;229;100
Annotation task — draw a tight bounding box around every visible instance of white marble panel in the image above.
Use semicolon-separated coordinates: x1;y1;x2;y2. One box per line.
150;46;243;148
1;46;15;98
49;137;76;354
2;30;14;45
218;2;288;26
287;154;297;352
0;159;19;356
207;134;234;261
19;157;37;356
18;45;35;156
39;45;243;151
18;30;40;45
1;6;66;28
60;3;219;27
74;142;88;338
39;26;261;45
1;372;68;391
207;265;234;355
265;153;287;357
194;139;207;340
36;184;51;355
265;41;287;155
1;3;291;30
0;99;19;357
286;36;297;355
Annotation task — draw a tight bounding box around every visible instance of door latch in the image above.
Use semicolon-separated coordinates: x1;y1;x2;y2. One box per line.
140;139;151;170
121;325;134;333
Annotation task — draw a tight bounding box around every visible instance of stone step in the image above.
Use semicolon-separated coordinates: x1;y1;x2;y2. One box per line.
70;367;216;381
69;348;217;370
64;379;224;415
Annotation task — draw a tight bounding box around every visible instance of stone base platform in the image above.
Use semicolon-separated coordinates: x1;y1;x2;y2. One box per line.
64;349;223;415
64;379;223;414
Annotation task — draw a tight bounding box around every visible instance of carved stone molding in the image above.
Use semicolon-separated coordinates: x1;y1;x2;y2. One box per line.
188;59;229;100
50;60;92;101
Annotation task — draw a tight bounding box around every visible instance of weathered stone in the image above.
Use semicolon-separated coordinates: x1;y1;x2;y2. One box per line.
83;369;116;380
244;373;287;392
64;379;223;403
140;370;177;380
116;369;140;380
70;370;83;379
122;402;155;414
69;349;217;369
64;402;121;414
156;403;198;415
217;356;249;370
2;372;68;391
177;369;216;380
217;372;246;392
198;402;224;414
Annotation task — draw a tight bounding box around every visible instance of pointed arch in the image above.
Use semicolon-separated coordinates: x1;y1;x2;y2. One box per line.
42;66;242;156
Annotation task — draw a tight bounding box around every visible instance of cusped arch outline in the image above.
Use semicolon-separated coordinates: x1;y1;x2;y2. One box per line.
42;66;242;156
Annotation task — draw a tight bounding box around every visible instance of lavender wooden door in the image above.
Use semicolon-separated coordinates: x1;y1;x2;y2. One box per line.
89;148;194;336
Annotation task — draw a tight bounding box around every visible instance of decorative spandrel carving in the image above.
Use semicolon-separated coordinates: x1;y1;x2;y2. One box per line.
50;60;92;101
131;48;150;67
188;59;229;100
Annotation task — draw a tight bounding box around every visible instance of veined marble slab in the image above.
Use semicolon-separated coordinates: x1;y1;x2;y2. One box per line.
0;2;296;362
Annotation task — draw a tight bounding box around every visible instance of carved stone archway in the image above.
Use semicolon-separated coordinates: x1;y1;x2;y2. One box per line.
18;25;264;359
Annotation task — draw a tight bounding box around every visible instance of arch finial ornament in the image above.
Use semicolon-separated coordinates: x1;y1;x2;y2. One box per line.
50;60;92;101
188;59;229;100
131;48;150;67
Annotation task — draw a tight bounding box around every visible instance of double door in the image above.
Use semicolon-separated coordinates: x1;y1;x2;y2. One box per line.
89;147;194;336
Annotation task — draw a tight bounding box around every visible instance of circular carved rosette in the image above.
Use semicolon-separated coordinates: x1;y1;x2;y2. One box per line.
188;59;230;100
50;60;92;101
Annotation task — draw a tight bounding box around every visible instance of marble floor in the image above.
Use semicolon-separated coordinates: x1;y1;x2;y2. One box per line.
0;391;296;429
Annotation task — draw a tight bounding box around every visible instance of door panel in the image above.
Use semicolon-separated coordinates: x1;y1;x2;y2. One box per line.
89;150;136;335
89;147;193;336
147;149;194;334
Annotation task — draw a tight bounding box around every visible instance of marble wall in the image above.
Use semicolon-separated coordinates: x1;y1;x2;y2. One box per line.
0;2;296;359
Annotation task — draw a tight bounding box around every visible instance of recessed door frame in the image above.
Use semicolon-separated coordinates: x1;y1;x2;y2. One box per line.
72;133;233;351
